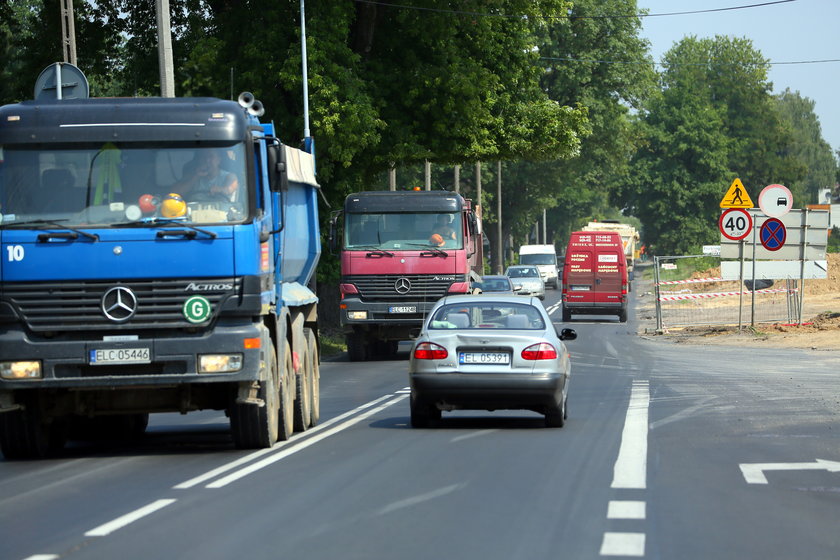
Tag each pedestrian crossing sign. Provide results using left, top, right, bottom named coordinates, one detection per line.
left=719, top=178, right=754, bottom=209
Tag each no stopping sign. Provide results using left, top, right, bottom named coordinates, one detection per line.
left=719, top=208, right=753, bottom=241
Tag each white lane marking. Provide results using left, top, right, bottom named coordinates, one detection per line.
left=84, top=499, right=177, bottom=537
left=739, top=459, right=840, bottom=484
left=600, top=532, right=646, bottom=557
left=607, top=500, right=646, bottom=520
left=611, top=381, right=650, bottom=489
left=450, top=429, right=498, bottom=443
left=23, top=555, right=60, bottom=560
left=174, top=394, right=397, bottom=489
left=377, top=483, right=464, bottom=515
left=206, top=395, right=408, bottom=488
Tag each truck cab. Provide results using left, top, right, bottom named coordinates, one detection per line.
left=332, top=190, right=482, bottom=361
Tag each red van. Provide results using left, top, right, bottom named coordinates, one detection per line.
left=561, top=231, right=628, bottom=322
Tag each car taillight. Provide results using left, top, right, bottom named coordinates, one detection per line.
left=414, top=342, right=448, bottom=360
left=521, top=343, right=557, bottom=360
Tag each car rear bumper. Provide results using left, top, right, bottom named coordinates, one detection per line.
left=410, top=372, right=566, bottom=410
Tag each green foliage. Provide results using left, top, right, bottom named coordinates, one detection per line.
left=828, top=227, right=840, bottom=254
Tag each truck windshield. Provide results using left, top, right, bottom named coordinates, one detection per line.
left=0, top=144, right=249, bottom=227
left=345, top=212, right=463, bottom=250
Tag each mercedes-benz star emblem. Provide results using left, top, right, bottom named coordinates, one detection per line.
left=394, top=277, right=411, bottom=294
left=101, top=286, right=138, bottom=322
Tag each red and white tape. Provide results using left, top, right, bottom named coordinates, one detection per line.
left=659, top=288, right=794, bottom=302
left=657, top=277, right=724, bottom=286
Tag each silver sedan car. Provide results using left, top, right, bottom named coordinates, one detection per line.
left=505, top=265, right=545, bottom=300
left=409, top=294, right=577, bottom=428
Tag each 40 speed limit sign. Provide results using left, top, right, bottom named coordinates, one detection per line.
left=719, top=208, right=753, bottom=241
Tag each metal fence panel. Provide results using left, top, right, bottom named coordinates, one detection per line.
left=654, top=255, right=797, bottom=330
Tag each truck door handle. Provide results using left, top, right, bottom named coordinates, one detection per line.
left=596, top=278, right=601, bottom=285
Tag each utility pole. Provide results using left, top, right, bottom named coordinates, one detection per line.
left=388, top=164, right=396, bottom=191
left=543, top=208, right=548, bottom=245
left=424, top=160, right=431, bottom=190
left=60, top=0, right=77, bottom=65
left=496, top=161, right=503, bottom=273
left=156, top=0, right=175, bottom=97
left=453, top=164, right=460, bottom=193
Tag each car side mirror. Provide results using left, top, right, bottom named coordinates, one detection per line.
left=513, top=284, right=522, bottom=291
left=557, top=328, right=577, bottom=341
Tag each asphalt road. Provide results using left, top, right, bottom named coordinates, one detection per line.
left=2, top=287, right=839, bottom=559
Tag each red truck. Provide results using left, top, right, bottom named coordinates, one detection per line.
left=331, top=190, right=483, bottom=360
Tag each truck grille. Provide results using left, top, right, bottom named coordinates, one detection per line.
left=344, top=274, right=455, bottom=302
left=2, top=278, right=239, bottom=332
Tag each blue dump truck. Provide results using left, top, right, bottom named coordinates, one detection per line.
left=0, top=90, right=321, bottom=458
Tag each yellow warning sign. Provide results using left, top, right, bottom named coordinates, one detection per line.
left=719, top=178, right=754, bottom=209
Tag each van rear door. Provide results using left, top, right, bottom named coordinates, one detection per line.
left=564, top=247, right=594, bottom=300
left=593, top=248, right=623, bottom=304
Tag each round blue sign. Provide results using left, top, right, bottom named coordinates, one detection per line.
left=760, top=218, right=786, bottom=251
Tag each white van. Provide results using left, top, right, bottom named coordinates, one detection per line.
left=519, top=244, right=559, bottom=288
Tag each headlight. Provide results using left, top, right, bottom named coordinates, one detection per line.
left=347, top=311, right=368, bottom=320
left=199, top=354, right=243, bottom=373
left=0, top=361, right=42, bottom=380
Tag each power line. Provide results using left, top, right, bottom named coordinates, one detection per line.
left=352, top=0, right=796, bottom=20
left=539, top=56, right=840, bottom=67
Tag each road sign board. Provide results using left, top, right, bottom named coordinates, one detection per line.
left=721, top=260, right=828, bottom=280
left=720, top=209, right=828, bottom=260
left=758, top=184, right=793, bottom=218
left=759, top=218, right=786, bottom=251
left=720, top=178, right=754, bottom=209
left=719, top=208, right=752, bottom=240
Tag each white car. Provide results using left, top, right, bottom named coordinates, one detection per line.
left=505, top=265, right=545, bottom=300
left=409, top=294, right=577, bottom=428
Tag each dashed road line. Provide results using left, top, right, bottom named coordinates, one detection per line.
left=84, top=499, right=177, bottom=537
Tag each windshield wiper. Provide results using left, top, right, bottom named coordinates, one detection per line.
left=0, top=219, right=99, bottom=241
left=407, top=243, right=448, bottom=257
left=111, top=218, right=217, bottom=239
left=349, top=244, right=394, bottom=257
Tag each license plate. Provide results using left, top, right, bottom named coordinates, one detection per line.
left=570, top=285, right=590, bottom=291
left=89, top=348, right=151, bottom=365
left=459, top=352, right=510, bottom=364
left=388, top=306, right=416, bottom=313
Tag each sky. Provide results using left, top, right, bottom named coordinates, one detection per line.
left=637, top=0, right=840, bottom=158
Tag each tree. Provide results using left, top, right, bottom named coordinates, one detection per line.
left=775, top=89, right=837, bottom=205
left=618, top=35, right=803, bottom=255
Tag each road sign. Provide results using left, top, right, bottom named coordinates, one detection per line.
left=720, top=178, right=754, bottom=209
left=758, top=184, right=793, bottom=218
left=759, top=218, right=786, bottom=251
left=718, top=208, right=752, bottom=240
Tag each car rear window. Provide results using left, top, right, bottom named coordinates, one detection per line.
left=429, top=302, right=545, bottom=330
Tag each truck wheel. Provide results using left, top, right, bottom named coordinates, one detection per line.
left=277, top=340, right=295, bottom=441
left=306, top=328, right=320, bottom=427
left=562, top=307, right=572, bottom=323
left=0, top=404, right=65, bottom=460
left=619, top=308, right=628, bottom=323
left=293, top=339, right=312, bottom=433
left=230, top=339, right=280, bottom=449
left=346, top=331, right=367, bottom=362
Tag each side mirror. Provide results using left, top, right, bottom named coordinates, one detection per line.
left=328, top=211, right=341, bottom=255
left=513, top=284, right=522, bottom=291
left=266, top=143, right=289, bottom=192
left=557, top=328, right=577, bottom=341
